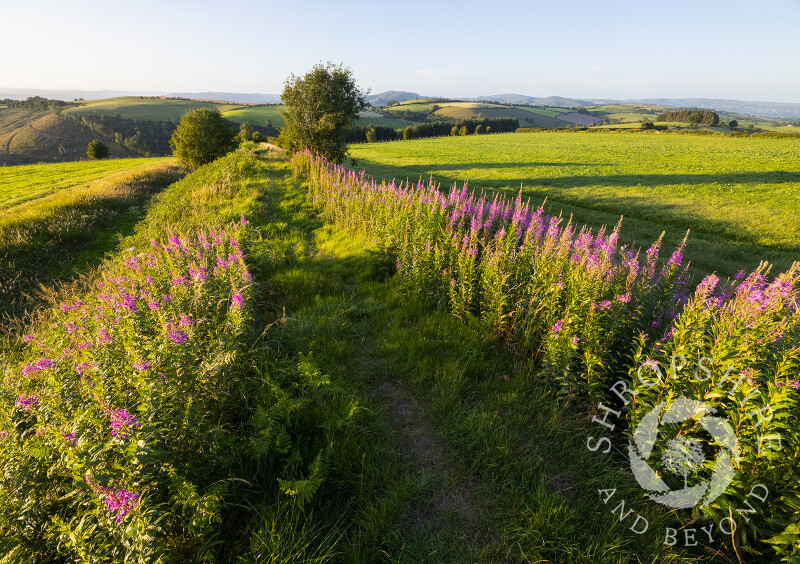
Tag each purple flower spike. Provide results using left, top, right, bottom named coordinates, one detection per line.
left=16, top=394, right=39, bottom=411
left=109, top=409, right=140, bottom=438
left=165, top=323, right=189, bottom=345
left=231, top=292, right=244, bottom=309
left=133, top=360, right=152, bottom=372
left=103, top=489, right=140, bottom=523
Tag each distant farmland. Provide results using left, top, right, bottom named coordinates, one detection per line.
left=63, top=96, right=244, bottom=122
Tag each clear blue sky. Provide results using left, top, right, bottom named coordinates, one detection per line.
left=1, top=0, right=799, bottom=102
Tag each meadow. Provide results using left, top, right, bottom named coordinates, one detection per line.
left=222, top=105, right=286, bottom=127
left=2, top=141, right=798, bottom=561
left=0, top=158, right=173, bottom=212
left=348, top=131, right=800, bottom=278
left=221, top=105, right=417, bottom=129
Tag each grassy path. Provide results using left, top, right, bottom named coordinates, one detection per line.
left=242, top=156, right=707, bottom=562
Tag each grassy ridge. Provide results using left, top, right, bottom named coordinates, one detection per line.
left=348, top=132, right=800, bottom=277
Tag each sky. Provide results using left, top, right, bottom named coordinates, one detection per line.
left=1, top=0, right=799, bottom=103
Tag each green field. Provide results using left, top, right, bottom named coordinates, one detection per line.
left=0, top=157, right=174, bottom=212
left=222, top=104, right=286, bottom=127
left=221, top=106, right=415, bottom=130
left=349, top=131, right=800, bottom=277
left=353, top=111, right=415, bottom=129
left=63, top=96, right=244, bottom=122
left=517, top=106, right=571, bottom=118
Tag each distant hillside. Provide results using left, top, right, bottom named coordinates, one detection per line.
left=460, top=94, right=600, bottom=107
left=531, top=96, right=596, bottom=108
left=0, top=108, right=139, bottom=165
left=366, top=91, right=421, bottom=106
left=471, top=94, right=540, bottom=105
left=168, top=92, right=282, bottom=104
left=0, top=87, right=158, bottom=102
left=627, top=98, right=800, bottom=120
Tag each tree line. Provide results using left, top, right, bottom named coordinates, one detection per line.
left=655, top=109, right=719, bottom=125
left=346, top=117, right=519, bottom=143
left=1, top=96, right=71, bottom=111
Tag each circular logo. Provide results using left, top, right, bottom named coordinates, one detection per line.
left=628, top=397, right=739, bottom=508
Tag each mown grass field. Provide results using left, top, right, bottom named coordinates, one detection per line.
left=0, top=157, right=174, bottom=212
left=63, top=96, right=244, bottom=122
left=348, top=131, right=800, bottom=278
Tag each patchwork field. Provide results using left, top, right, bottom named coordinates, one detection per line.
left=348, top=131, right=800, bottom=277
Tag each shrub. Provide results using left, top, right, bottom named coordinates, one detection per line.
left=86, top=140, right=110, bottom=159
left=169, top=108, right=236, bottom=169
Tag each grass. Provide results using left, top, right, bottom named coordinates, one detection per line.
left=347, top=131, right=800, bottom=278
left=0, top=160, right=184, bottom=341
left=0, top=158, right=173, bottom=212
left=353, top=112, right=415, bottom=129
left=517, top=106, right=570, bottom=118
left=584, top=104, right=670, bottom=123
left=230, top=159, right=705, bottom=562
left=222, top=105, right=286, bottom=128
left=63, top=96, right=244, bottom=122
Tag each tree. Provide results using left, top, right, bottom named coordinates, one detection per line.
left=86, top=140, right=110, bottom=159
left=169, top=108, right=235, bottom=169
left=474, top=124, right=485, bottom=134
left=365, top=126, right=377, bottom=143
left=451, top=125, right=459, bottom=136
left=236, top=122, right=254, bottom=145
left=277, top=62, right=368, bottom=163
left=729, top=119, right=739, bottom=128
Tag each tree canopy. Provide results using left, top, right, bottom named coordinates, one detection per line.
left=169, top=108, right=236, bottom=169
left=277, top=62, right=368, bottom=163
left=86, top=140, right=110, bottom=159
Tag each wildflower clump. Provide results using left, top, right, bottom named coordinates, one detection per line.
left=0, top=226, right=253, bottom=559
